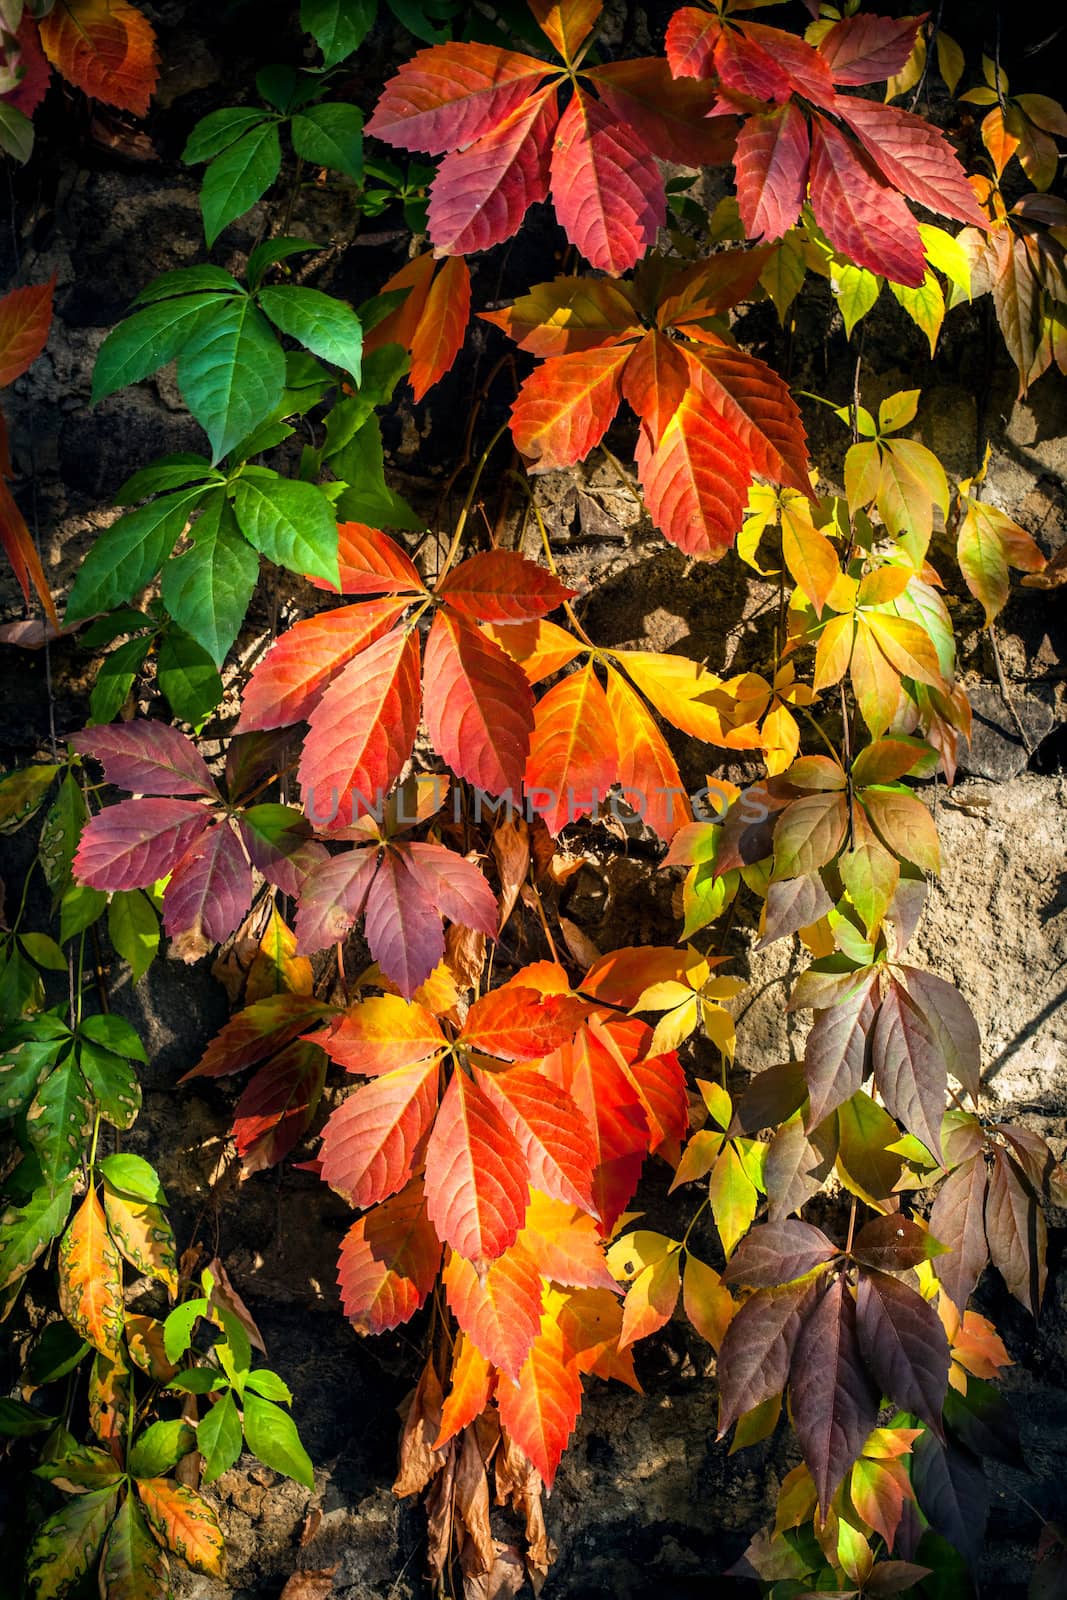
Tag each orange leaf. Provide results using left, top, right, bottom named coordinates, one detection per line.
left=423, top=609, right=534, bottom=795
left=443, top=1239, right=543, bottom=1379
left=634, top=380, right=750, bottom=559
left=496, top=1308, right=583, bottom=1489
left=621, top=328, right=689, bottom=450
left=136, top=1479, right=225, bottom=1575
left=337, top=1176, right=442, bottom=1334
left=318, top=1058, right=441, bottom=1208
left=604, top=664, right=690, bottom=843
left=619, top=1248, right=680, bottom=1347
left=435, top=1332, right=494, bottom=1449
left=685, top=342, right=812, bottom=499
left=518, top=1191, right=616, bottom=1289
left=557, top=1286, right=640, bottom=1388
left=483, top=617, right=584, bottom=685
left=462, top=987, right=584, bottom=1060
left=0, top=276, right=55, bottom=388
left=39, top=0, right=158, bottom=117
left=509, top=344, right=631, bottom=472
left=409, top=255, right=471, bottom=402
left=312, top=521, right=424, bottom=598
left=480, top=275, right=638, bottom=356
left=316, top=995, right=447, bottom=1076
left=424, top=1068, right=529, bottom=1269
left=57, top=1189, right=124, bottom=1362
left=363, top=252, right=436, bottom=362
left=0, top=476, right=59, bottom=629
left=478, top=1067, right=597, bottom=1213
left=529, top=0, right=600, bottom=61
left=236, top=598, right=410, bottom=732
left=524, top=662, right=618, bottom=836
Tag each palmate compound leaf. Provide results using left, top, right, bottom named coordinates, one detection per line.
left=423, top=1067, right=529, bottom=1269
left=856, top=1267, right=950, bottom=1435
left=443, top=1238, right=543, bottom=1379
left=39, top=0, right=159, bottom=117
left=496, top=1303, right=583, bottom=1489
left=318, top=1057, right=441, bottom=1208
left=789, top=1275, right=881, bottom=1514
left=337, top=1175, right=442, bottom=1334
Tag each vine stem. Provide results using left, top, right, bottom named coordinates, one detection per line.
left=435, top=422, right=510, bottom=586
left=513, top=470, right=597, bottom=650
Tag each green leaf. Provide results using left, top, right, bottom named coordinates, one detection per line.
left=39, top=774, right=89, bottom=898
left=27, top=1057, right=93, bottom=1187
left=76, top=608, right=151, bottom=649
left=257, top=285, right=362, bottom=381
left=157, top=628, right=225, bottom=726
left=0, top=1396, right=56, bottom=1436
left=66, top=488, right=209, bottom=623
left=241, top=1393, right=314, bottom=1488
left=89, top=634, right=153, bottom=725
left=163, top=1298, right=208, bottom=1363
left=332, top=417, right=423, bottom=530
left=243, top=1367, right=292, bottom=1402
left=92, top=294, right=225, bottom=404
left=232, top=473, right=340, bottom=585
left=98, top=1153, right=167, bottom=1205
left=201, top=121, right=282, bottom=247
left=177, top=298, right=286, bottom=463
left=0, top=1177, right=75, bottom=1292
left=245, top=235, right=321, bottom=293
left=168, top=1367, right=224, bottom=1394
left=114, top=454, right=220, bottom=505
left=302, top=0, right=375, bottom=66
left=26, top=1485, right=121, bottom=1600
left=199, top=1391, right=244, bottom=1483
left=19, top=934, right=67, bottom=973
left=291, top=102, right=364, bottom=183
left=160, top=495, right=258, bottom=669
left=79, top=1014, right=147, bottom=1062
left=100, top=1493, right=168, bottom=1596
left=28, top=1320, right=90, bottom=1385
left=131, top=267, right=243, bottom=306
left=107, top=889, right=160, bottom=982
left=77, top=1041, right=142, bottom=1131
left=183, top=107, right=273, bottom=165
left=832, top=261, right=880, bottom=337
left=128, top=1419, right=197, bottom=1479
left=0, top=764, right=59, bottom=832
left=0, top=101, right=34, bottom=165
left=0, top=1028, right=68, bottom=1120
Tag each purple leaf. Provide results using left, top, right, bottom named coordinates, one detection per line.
left=985, top=1145, right=1047, bottom=1316
left=75, top=797, right=212, bottom=891
left=851, top=1213, right=945, bottom=1272
left=162, top=819, right=253, bottom=946
left=757, top=871, right=834, bottom=949
left=716, top=1279, right=818, bottom=1435
left=929, top=1154, right=990, bottom=1313
left=803, top=970, right=878, bottom=1128
left=897, top=966, right=981, bottom=1101
left=789, top=1275, right=880, bottom=1513
left=871, top=976, right=946, bottom=1159
left=294, top=847, right=379, bottom=955
left=400, top=841, right=498, bottom=935
left=911, top=1433, right=988, bottom=1570
left=856, top=1266, right=950, bottom=1434
left=70, top=721, right=218, bottom=798
left=363, top=849, right=445, bottom=998
left=722, top=1218, right=837, bottom=1288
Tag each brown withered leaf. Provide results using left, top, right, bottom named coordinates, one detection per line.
left=495, top=1430, right=552, bottom=1587
left=212, top=899, right=274, bottom=1004
left=394, top=1356, right=447, bottom=1498
left=279, top=1568, right=337, bottom=1600
left=298, top=1508, right=323, bottom=1547
left=491, top=816, right=530, bottom=931
left=558, top=916, right=601, bottom=968
left=424, top=1441, right=458, bottom=1579
left=205, top=1257, right=267, bottom=1353
left=455, top=1428, right=495, bottom=1577
left=445, top=920, right=487, bottom=991
left=463, top=1544, right=526, bottom=1599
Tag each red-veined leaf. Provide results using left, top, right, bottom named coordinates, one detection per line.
left=588, top=58, right=736, bottom=167
left=518, top=1191, right=615, bottom=1288
left=182, top=992, right=333, bottom=1080
left=408, top=254, right=470, bottom=401
left=443, top=1239, right=543, bottom=1379
left=808, top=113, right=925, bottom=288
left=717, top=1279, right=816, bottom=1434
left=604, top=665, right=690, bottom=844
left=361, top=849, right=447, bottom=999
left=298, top=626, right=421, bottom=830
left=435, top=1332, right=493, bottom=1449
left=162, top=818, right=253, bottom=947
left=734, top=102, right=810, bottom=243
left=74, top=797, right=211, bottom=892
left=337, top=1176, right=442, bottom=1334
left=39, top=0, right=158, bottom=116
left=741, top=22, right=837, bottom=109
left=423, top=609, right=534, bottom=794
left=550, top=88, right=665, bottom=274
left=524, top=662, right=618, bottom=836
left=236, top=598, right=409, bottom=732
left=600, top=1019, right=689, bottom=1154
left=462, top=987, right=584, bottom=1061
left=545, top=1022, right=649, bottom=1231
left=293, top=845, right=379, bottom=956
left=69, top=721, right=218, bottom=798
left=316, top=995, right=446, bottom=1076
left=634, top=380, right=750, bottom=559
left=428, top=89, right=558, bottom=257
left=401, top=840, right=498, bottom=935
left=319, top=1058, right=440, bottom=1208
left=424, top=1067, right=529, bottom=1268
left=57, top=1189, right=124, bottom=1361
left=818, top=14, right=923, bottom=86
left=436, top=550, right=573, bottom=622
left=714, top=21, right=793, bottom=104
left=364, top=42, right=554, bottom=152
left=509, top=343, right=630, bottom=471
left=790, top=1276, right=880, bottom=1512
left=833, top=96, right=988, bottom=229
left=496, top=1309, right=583, bottom=1489
left=930, top=1154, right=990, bottom=1312
left=232, top=1040, right=327, bottom=1170
left=856, top=1267, right=950, bottom=1434
left=0, top=277, right=55, bottom=387
left=665, top=6, right=718, bottom=79
left=476, top=1064, right=596, bottom=1212
left=312, top=522, right=423, bottom=598
left=620, top=328, right=689, bottom=449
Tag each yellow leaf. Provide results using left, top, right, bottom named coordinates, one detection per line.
left=103, top=1187, right=178, bottom=1296
left=58, top=1189, right=124, bottom=1362
left=136, top=1479, right=225, bottom=1577
left=682, top=1254, right=734, bottom=1351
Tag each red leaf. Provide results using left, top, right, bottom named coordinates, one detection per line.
left=665, top=7, right=719, bottom=79
left=856, top=1268, right=950, bottom=1435
left=545, top=1023, right=649, bottom=1232
left=312, top=522, right=424, bottom=598
left=930, top=1155, right=990, bottom=1313
left=599, top=1018, right=689, bottom=1154
left=588, top=59, right=737, bottom=167
left=741, top=22, right=837, bottom=110
left=550, top=88, right=665, bottom=274
left=604, top=665, right=691, bottom=844
left=3, top=18, right=51, bottom=119
left=808, top=113, right=925, bottom=288
left=870, top=977, right=946, bottom=1159
left=818, top=14, right=923, bottom=86
left=444, top=1240, right=543, bottom=1379
left=362, top=848, right=448, bottom=999
left=685, top=341, right=812, bottom=498
left=509, top=344, right=630, bottom=472
left=74, top=797, right=211, bottom=892
left=162, top=818, right=253, bottom=946
left=717, top=1279, right=816, bottom=1433
left=319, top=1058, right=440, bottom=1208
left=298, top=627, right=421, bottom=830
left=0, top=478, right=59, bottom=629
left=236, top=598, right=409, bottom=732
left=316, top=995, right=446, bottom=1076
left=734, top=102, right=810, bottom=242
left=833, top=97, right=989, bottom=229
left=428, top=89, right=557, bottom=257
left=634, top=381, right=750, bottom=559
left=621, top=329, right=689, bottom=449
left=722, top=1219, right=838, bottom=1288
left=435, top=550, right=573, bottom=623
left=424, top=1067, right=529, bottom=1268
left=790, top=1276, right=880, bottom=1512
left=39, top=0, right=158, bottom=116
left=400, top=841, right=498, bottom=936
left=182, top=992, right=333, bottom=1081
left=69, top=721, right=218, bottom=798
left=409, top=255, right=471, bottom=402
left=462, top=988, right=584, bottom=1061
left=232, top=1041, right=326, bottom=1169
left=0, top=276, right=55, bottom=388
left=523, top=663, right=618, bottom=837
left=476, top=1064, right=596, bottom=1213
left=714, top=23, right=794, bottom=105
left=496, top=1311, right=582, bottom=1489
left=803, top=971, right=879, bottom=1129
left=337, top=1176, right=442, bottom=1335
left=422, top=610, right=534, bottom=795
left=364, top=42, right=553, bottom=154
left=294, top=846, right=379, bottom=956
